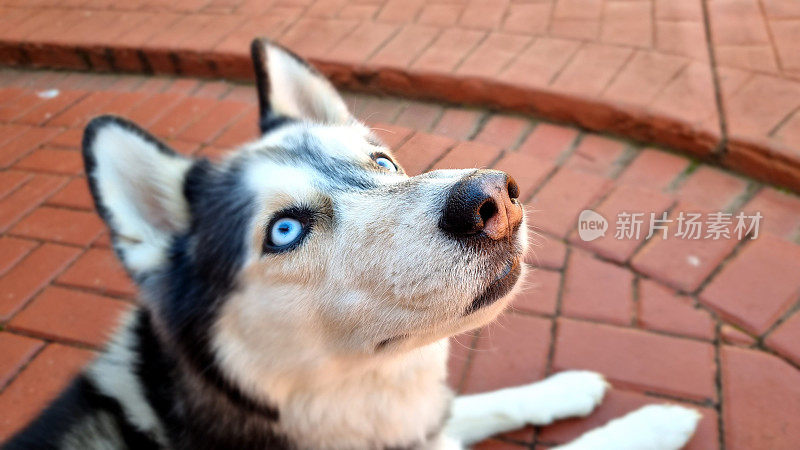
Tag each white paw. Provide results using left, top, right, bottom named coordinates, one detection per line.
left=555, top=404, right=701, bottom=450
left=516, top=370, right=609, bottom=425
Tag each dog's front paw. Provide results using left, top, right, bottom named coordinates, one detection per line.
left=554, top=404, right=701, bottom=450
left=516, top=370, right=609, bottom=425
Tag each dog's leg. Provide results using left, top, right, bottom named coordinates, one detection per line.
left=552, top=404, right=700, bottom=450
left=445, top=371, right=609, bottom=445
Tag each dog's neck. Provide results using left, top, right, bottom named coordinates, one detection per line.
left=98, top=307, right=453, bottom=449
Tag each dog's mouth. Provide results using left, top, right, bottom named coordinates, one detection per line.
left=464, top=257, right=521, bottom=315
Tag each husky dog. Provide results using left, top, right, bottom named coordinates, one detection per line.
left=3, top=39, right=700, bottom=450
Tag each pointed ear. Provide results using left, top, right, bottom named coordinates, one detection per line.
left=83, top=115, right=194, bottom=278
left=251, top=38, right=352, bottom=131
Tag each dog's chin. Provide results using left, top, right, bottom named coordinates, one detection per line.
left=463, top=256, right=521, bottom=316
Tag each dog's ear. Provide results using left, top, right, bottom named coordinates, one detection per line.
left=83, top=115, right=194, bottom=279
left=251, top=38, right=351, bottom=131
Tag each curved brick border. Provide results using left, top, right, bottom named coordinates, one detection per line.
left=0, top=4, right=798, bottom=193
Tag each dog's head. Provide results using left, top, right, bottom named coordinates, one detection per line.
left=83, top=40, right=527, bottom=373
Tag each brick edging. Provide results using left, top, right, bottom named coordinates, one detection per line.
left=2, top=39, right=798, bottom=193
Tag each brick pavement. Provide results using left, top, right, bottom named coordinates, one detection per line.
left=0, top=1, right=797, bottom=193
left=0, top=69, right=799, bottom=448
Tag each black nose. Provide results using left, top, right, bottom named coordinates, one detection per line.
left=438, top=169, right=523, bottom=240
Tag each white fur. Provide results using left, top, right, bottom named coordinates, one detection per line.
left=89, top=123, right=192, bottom=275
left=553, top=404, right=701, bottom=450
left=446, top=371, right=609, bottom=445
left=87, top=313, right=166, bottom=444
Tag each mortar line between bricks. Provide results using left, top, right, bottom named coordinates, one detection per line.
left=713, top=330, right=727, bottom=450
left=48, top=281, right=137, bottom=304
left=0, top=341, right=45, bottom=396
left=451, top=31, right=491, bottom=74
left=0, top=326, right=103, bottom=352
left=759, top=292, right=800, bottom=341
left=700, top=0, right=729, bottom=157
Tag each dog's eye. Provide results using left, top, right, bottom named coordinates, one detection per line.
left=270, top=218, right=303, bottom=247
left=374, top=156, right=397, bottom=172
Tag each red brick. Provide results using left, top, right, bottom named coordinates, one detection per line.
left=0, top=243, right=80, bottom=322
left=456, top=33, right=531, bottom=78
left=516, top=123, right=578, bottom=162
left=512, top=268, right=560, bottom=316
left=328, top=22, right=399, bottom=64
left=0, top=91, right=44, bottom=123
left=150, top=96, right=219, bottom=139
left=617, top=148, right=689, bottom=191
left=0, top=170, right=30, bottom=200
left=0, top=332, right=43, bottom=389
left=45, top=178, right=93, bottom=210
left=57, top=248, right=135, bottom=298
left=539, top=389, right=719, bottom=450
left=561, top=251, right=633, bottom=325
left=447, top=332, right=475, bottom=392
left=432, top=108, right=484, bottom=141
left=432, top=141, right=502, bottom=171
left=376, top=0, right=425, bottom=23
left=95, top=91, right=149, bottom=117
left=192, top=81, right=231, bottom=100
left=473, top=115, right=530, bottom=150
left=474, top=439, right=528, bottom=449
left=493, top=152, right=554, bottom=202
left=14, top=148, right=83, bottom=175
left=528, top=167, right=611, bottom=238
left=370, top=123, right=414, bottom=150
left=461, top=314, right=552, bottom=394
left=10, top=206, right=104, bottom=247
left=0, top=174, right=67, bottom=232
left=459, top=1, right=508, bottom=30
left=563, top=135, right=627, bottom=177
left=524, top=234, right=567, bottom=270
left=0, top=237, right=36, bottom=277
left=393, top=132, right=455, bottom=175
left=573, top=185, right=674, bottom=263
left=14, top=90, right=88, bottom=126
left=651, top=62, right=718, bottom=128
left=603, top=51, right=687, bottom=107
left=48, top=128, right=83, bottom=149
left=279, top=18, right=359, bottom=59
left=0, top=344, right=94, bottom=441
left=601, top=1, right=653, bottom=47
left=125, top=92, right=184, bottom=128
left=412, top=28, right=486, bottom=74
left=348, top=95, right=406, bottom=125
left=212, top=106, right=259, bottom=147
left=176, top=100, right=249, bottom=144
left=551, top=44, right=633, bottom=97
left=721, top=346, right=800, bottom=450
left=369, top=24, right=440, bottom=69
left=637, top=279, right=714, bottom=340
left=0, top=124, right=30, bottom=149
left=0, top=127, right=60, bottom=168
left=743, top=187, right=800, bottom=240
left=338, top=4, right=380, bottom=19
left=46, top=91, right=119, bottom=127
left=418, top=4, right=462, bottom=27
left=503, top=3, right=552, bottom=34
left=394, top=103, right=443, bottom=131
left=9, top=286, right=128, bottom=347
left=721, top=324, right=757, bottom=346
left=677, top=166, right=749, bottom=210
left=631, top=202, right=739, bottom=293
left=766, top=311, right=800, bottom=366
left=553, top=318, right=717, bottom=401
left=700, top=235, right=800, bottom=335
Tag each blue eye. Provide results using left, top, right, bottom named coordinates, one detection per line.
left=374, top=156, right=397, bottom=172
left=270, top=218, right=303, bottom=247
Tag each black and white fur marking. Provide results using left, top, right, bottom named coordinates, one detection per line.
left=3, top=39, right=700, bottom=450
